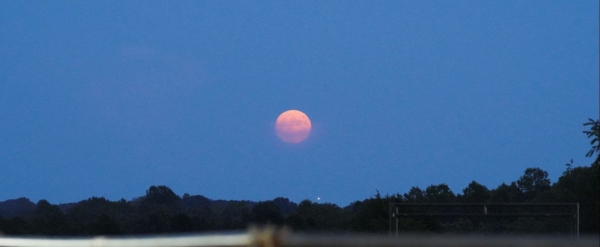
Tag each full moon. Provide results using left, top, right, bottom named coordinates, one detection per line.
left=275, top=110, right=311, bottom=143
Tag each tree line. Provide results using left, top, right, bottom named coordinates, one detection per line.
left=0, top=120, right=598, bottom=236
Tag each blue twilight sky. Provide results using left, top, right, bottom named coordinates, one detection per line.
left=0, top=1, right=598, bottom=206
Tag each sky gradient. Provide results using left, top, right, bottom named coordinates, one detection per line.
left=1, top=1, right=598, bottom=206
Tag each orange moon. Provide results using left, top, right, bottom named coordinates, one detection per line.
left=275, top=110, right=311, bottom=143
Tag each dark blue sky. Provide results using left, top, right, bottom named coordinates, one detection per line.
left=1, top=1, right=598, bottom=206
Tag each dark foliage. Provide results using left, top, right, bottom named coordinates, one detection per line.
left=0, top=120, right=598, bottom=236
left=0, top=164, right=597, bottom=236
left=0, top=198, right=35, bottom=218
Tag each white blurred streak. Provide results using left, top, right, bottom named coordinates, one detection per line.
left=0, top=228, right=598, bottom=247
left=0, top=233, right=251, bottom=247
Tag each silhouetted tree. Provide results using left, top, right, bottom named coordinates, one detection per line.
left=351, top=192, right=400, bottom=233
left=0, top=198, right=35, bottom=219
left=490, top=182, right=523, bottom=203
left=461, top=181, right=491, bottom=203
left=182, top=194, right=215, bottom=229
left=215, top=201, right=251, bottom=230
left=272, top=197, right=298, bottom=218
left=67, top=197, right=122, bottom=226
left=403, top=187, right=425, bottom=202
left=286, top=200, right=349, bottom=232
left=552, top=163, right=599, bottom=233
left=583, top=118, right=600, bottom=161
left=250, top=201, right=283, bottom=225
left=425, top=184, right=455, bottom=203
left=144, top=186, right=181, bottom=206
left=517, top=168, right=551, bottom=202
left=30, top=200, right=69, bottom=235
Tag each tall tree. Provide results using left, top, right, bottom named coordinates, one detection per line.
left=516, top=168, right=551, bottom=202
left=403, top=187, right=425, bottom=202
left=490, top=182, right=523, bottom=203
left=553, top=164, right=599, bottom=233
left=30, top=200, right=69, bottom=235
left=583, top=118, right=600, bottom=163
left=272, top=197, right=298, bottom=218
left=461, top=181, right=491, bottom=203
left=145, top=186, right=181, bottom=205
left=425, top=184, right=456, bottom=203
